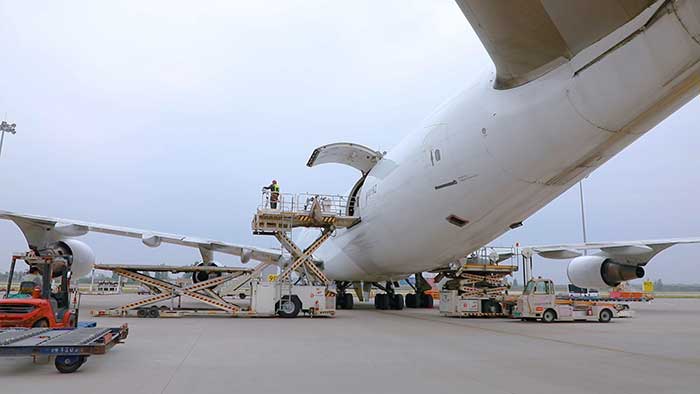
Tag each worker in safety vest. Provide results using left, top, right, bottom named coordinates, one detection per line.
left=263, top=180, right=280, bottom=209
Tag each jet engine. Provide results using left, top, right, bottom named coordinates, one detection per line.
left=44, top=239, right=96, bottom=278
left=567, top=255, right=644, bottom=289
left=192, top=261, right=222, bottom=284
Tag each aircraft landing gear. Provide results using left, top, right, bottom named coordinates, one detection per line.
left=335, top=281, right=354, bottom=310
left=373, top=281, right=404, bottom=310
left=405, top=273, right=434, bottom=309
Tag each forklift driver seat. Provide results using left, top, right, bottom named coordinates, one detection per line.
left=19, top=281, right=37, bottom=295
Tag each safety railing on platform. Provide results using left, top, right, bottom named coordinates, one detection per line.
left=259, top=191, right=358, bottom=217
left=457, top=246, right=520, bottom=266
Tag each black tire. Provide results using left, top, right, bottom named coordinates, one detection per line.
left=391, top=294, right=405, bottom=310
left=542, top=309, right=557, bottom=323
left=148, top=307, right=160, bottom=318
left=32, top=319, right=49, bottom=328
left=405, top=294, right=416, bottom=308
left=420, top=293, right=434, bottom=309
left=68, top=314, right=77, bottom=328
left=136, top=309, right=148, bottom=318
left=277, top=296, right=302, bottom=318
left=375, top=294, right=390, bottom=310
left=599, top=309, right=613, bottom=323
left=55, top=356, right=86, bottom=374
left=343, top=293, right=354, bottom=310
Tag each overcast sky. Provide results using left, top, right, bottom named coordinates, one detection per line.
left=0, top=1, right=699, bottom=284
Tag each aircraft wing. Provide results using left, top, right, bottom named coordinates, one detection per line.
left=455, top=0, right=658, bottom=88
left=525, top=238, right=700, bottom=266
left=0, top=210, right=284, bottom=265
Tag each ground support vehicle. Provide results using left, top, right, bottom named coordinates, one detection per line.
left=514, top=278, right=629, bottom=323
left=90, top=263, right=336, bottom=319
left=251, top=193, right=360, bottom=317
left=1, top=253, right=80, bottom=328
left=440, top=292, right=519, bottom=317
left=437, top=250, right=519, bottom=317
left=0, top=324, right=128, bottom=373
left=92, top=193, right=356, bottom=319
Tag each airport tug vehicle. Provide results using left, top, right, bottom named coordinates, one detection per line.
left=92, top=193, right=357, bottom=318
left=0, top=253, right=80, bottom=328
left=514, top=277, right=629, bottom=323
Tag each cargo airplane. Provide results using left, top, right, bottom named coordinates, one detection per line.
left=3, top=0, right=700, bottom=310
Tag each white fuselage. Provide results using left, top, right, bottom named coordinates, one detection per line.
left=318, top=2, right=700, bottom=282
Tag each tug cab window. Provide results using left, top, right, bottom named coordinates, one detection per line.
left=534, top=281, right=548, bottom=294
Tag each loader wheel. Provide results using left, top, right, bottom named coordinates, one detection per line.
left=277, top=296, right=302, bottom=318
left=148, top=307, right=160, bottom=318
left=55, top=356, right=86, bottom=374
left=542, top=309, right=557, bottom=323
left=599, top=309, right=613, bottom=323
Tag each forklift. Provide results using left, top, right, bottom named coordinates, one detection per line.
left=0, top=252, right=79, bottom=328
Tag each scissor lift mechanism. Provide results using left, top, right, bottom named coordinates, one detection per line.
left=252, top=193, right=360, bottom=287
left=92, top=193, right=359, bottom=318
left=91, top=263, right=271, bottom=318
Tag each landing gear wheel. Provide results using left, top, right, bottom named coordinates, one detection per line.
left=542, top=309, right=557, bottom=323
left=390, top=294, right=404, bottom=310
left=343, top=293, right=354, bottom=310
left=277, top=296, right=302, bottom=318
left=419, top=293, right=434, bottom=309
left=599, top=309, right=613, bottom=323
left=405, top=294, right=416, bottom=308
left=374, top=294, right=390, bottom=310
left=55, top=356, right=86, bottom=374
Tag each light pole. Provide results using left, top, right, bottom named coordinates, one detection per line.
left=578, top=180, right=588, bottom=255
left=0, top=120, right=17, bottom=159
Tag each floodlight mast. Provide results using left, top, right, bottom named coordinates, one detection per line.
left=0, top=120, right=17, bottom=159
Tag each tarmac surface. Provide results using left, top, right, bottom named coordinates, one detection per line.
left=1, top=295, right=699, bottom=394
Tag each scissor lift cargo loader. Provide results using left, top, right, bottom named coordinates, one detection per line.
left=250, top=192, right=360, bottom=318
left=92, top=193, right=358, bottom=318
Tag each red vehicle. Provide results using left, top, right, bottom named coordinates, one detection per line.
left=0, top=253, right=79, bottom=328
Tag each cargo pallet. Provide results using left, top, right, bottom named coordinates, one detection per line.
left=0, top=324, right=128, bottom=373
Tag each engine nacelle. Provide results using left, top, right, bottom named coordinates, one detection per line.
left=47, top=239, right=96, bottom=278
left=567, top=255, right=645, bottom=289
left=192, top=261, right=221, bottom=284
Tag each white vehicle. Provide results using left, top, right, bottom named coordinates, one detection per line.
left=515, top=278, right=626, bottom=323
left=2, top=1, right=700, bottom=312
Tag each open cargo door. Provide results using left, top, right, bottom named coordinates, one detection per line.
left=306, top=143, right=383, bottom=176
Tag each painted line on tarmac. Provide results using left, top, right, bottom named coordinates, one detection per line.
left=160, top=331, right=204, bottom=394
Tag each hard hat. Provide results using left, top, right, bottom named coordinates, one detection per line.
left=272, top=180, right=277, bottom=184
